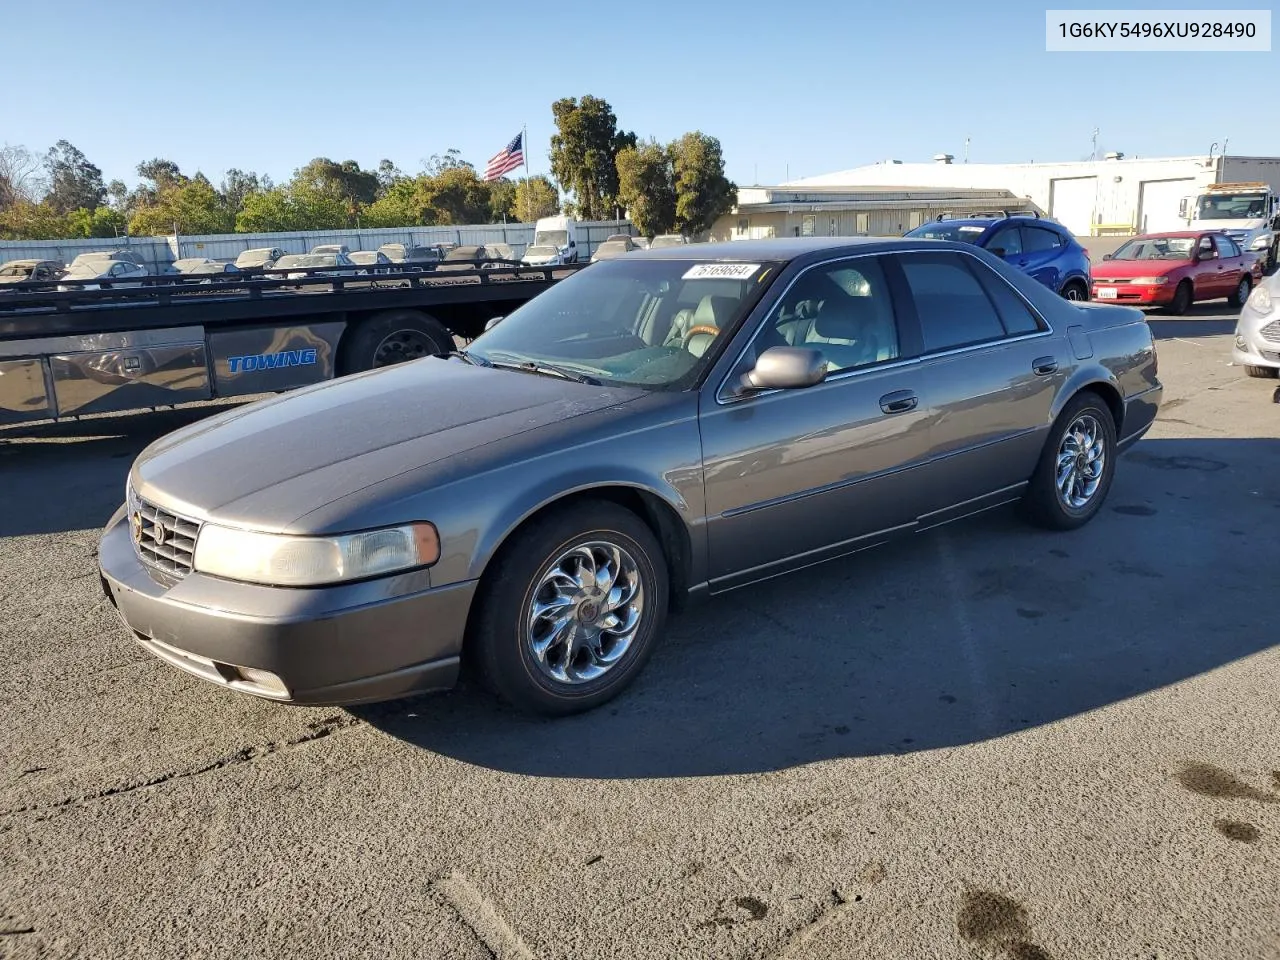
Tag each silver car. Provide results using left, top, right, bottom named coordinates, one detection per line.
left=99, top=238, right=1162, bottom=714
left=1232, top=269, right=1280, bottom=379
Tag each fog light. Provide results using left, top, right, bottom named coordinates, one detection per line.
left=233, top=666, right=289, bottom=696
left=1236, top=336, right=1248, bottom=349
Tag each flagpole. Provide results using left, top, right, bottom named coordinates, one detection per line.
left=522, top=124, right=531, bottom=223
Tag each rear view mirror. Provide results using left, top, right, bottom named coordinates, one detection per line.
left=739, top=346, right=827, bottom=393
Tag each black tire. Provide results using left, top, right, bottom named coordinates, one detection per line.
left=469, top=501, right=669, bottom=716
left=338, top=310, right=455, bottom=375
left=1165, top=280, right=1193, bottom=315
left=1060, top=279, right=1088, bottom=301
left=1245, top=365, right=1279, bottom=379
left=1020, top=392, right=1118, bottom=531
left=1228, top=276, right=1252, bottom=309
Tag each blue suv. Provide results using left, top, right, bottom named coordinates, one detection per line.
left=904, top=213, right=1092, bottom=301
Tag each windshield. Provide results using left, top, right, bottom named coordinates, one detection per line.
left=0, top=264, right=32, bottom=277
left=1110, top=236, right=1195, bottom=260
left=1195, top=194, right=1267, bottom=220
left=525, top=245, right=557, bottom=257
left=236, top=250, right=272, bottom=265
left=903, top=222, right=991, bottom=243
left=650, top=236, right=684, bottom=248
left=594, top=241, right=630, bottom=257
left=535, top=230, right=568, bottom=247
left=465, top=258, right=777, bottom=390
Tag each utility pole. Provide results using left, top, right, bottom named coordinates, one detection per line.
left=964, top=137, right=970, bottom=163
left=1090, top=127, right=1100, bottom=161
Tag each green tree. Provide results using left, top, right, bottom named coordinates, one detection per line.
left=422, top=149, right=471, bottom=176
left=44, top=140, right=105, bottom=214
left=294, top=158, right=379, bottom=209
left=376, top=159, right=403, bottom=193
left=0, top=200, right=70, bottom=240
left=129, top=177, right=235, bottom=236
left=549, top=96, right=635, bottom=220
left=511, top=176, right=560, bottom=222
left=234, top=185, right=346, bottom=232
left=616, top=140, right=676, bottom=237
left=419, top=166, right=492, bottom=224
left=361, top=178, right=426, bottom=228
left=220, top=168, right=272, bottom=213
left=67, top=205, right=129, bottom=239
left=487, top=179, right=518, bottom=221
left=670, top=132, right=736, bottom=238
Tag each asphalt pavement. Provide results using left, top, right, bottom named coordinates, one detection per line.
left=2, top=303, right=1279, bottom=960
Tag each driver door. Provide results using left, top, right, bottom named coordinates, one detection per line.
left=697, top=255, right=932, bottom=592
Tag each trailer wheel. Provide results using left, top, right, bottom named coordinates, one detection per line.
left=339, top=310, right=455, bottom=375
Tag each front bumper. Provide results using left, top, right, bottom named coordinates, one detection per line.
left=1091, top=283, right=1171, bottom=305
left=98, top=504, right=477, bottom=705
left=1232, top=310, right=1280, bottom=370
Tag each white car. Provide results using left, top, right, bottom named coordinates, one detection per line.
left=309, top=244, right=351, bottom=257
left=521, top=244, right=563, bottom=266
left=1233, top=270, right=1280, bottom=379
left=57, top=259, right=149, bottom=291
left=235, top=247, right=287, bottom=270
left=349, top=251, right=395, bottom=275
left=270, top=252, right=365, bottom=281
left=649, top=234, right=688, bottom=249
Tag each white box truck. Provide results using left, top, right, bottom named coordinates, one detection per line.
left=532, top=216, right=580, bottom=263
left=1179, top=182, right=1280, bottom=271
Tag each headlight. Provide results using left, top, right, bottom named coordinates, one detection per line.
left=1250, top=235, right=1271, bottom=250
left=1247, top=284, right=1273, bottom=314
left=192, top=522, right=439, bottom=586
left=1130, top=276, right=1169, bottom=285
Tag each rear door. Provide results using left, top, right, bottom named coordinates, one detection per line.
left=1192, top=234, right=1227, bottom=298
left=1020, top=224, right=1068, bottom=291
left=1212, top=235, right=1244, bottom=296
left=884, top=250, right=1065, bottom=520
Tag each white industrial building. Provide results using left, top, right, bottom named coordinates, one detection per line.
left=785, top=153, right=1280, bottom=237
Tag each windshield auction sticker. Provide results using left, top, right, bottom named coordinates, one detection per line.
left=683, top=263, right=762, bottom=280
left=1046, top=9, right=1271, bottom=51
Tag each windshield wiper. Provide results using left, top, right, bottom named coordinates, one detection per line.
left=447, top=349, right=492, bottom=367
left=490, top=358, right=601, bottom=386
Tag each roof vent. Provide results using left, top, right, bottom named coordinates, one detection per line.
left=1104, top=151, right=1125, bottom=160
left=933, top=153, right=955, bottom=164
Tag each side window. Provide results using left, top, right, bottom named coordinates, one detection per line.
left=897, top=252, right=1009, bottom=352
left=1214, top=235, right=1239, bottom=258
left=1197, top=235, right=1216, bottom=257
left=987, top=226, right=1022, bottom=257
left=754, top=257, right=901, bottom=374
left=966, top=259, right=1046, bottom=336
left=1023, top=227, right=1064, bottom=252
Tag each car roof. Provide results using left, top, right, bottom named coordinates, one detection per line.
left=624, top=236, right=949, bottom=263
left=1130, top=231, right=1209, bottom=239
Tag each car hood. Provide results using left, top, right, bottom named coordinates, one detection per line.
left=1194, top=218, right=1266, bottom=233
left=132, top=357, right=646, bottom=531
left=1092, top=258, right=1188, bottom=278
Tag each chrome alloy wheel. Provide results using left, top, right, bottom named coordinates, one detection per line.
left=1056, top=413, right=1106, bottom=510
left=526, top=541, right=644, bottom=684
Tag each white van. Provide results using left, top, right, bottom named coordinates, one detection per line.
left=532, top=216, right=579, bottom=263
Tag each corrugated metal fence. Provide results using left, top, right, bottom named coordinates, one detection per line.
left=0, top=220, right=636, bottom=272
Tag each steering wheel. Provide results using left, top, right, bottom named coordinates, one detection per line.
left=681, top=324, right=721, bottom=351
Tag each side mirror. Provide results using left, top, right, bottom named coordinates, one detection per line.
left=1102, top=253, right=1113, bottom=261
left=738, top=346, right=827, bottom=393
left=1198, top=249, right=1216, bottom=261
left=1178, top=198, right=1188, bottom=218
left=484, top=315, right=504, bottom=331
left=989, top=247, right=1006, bottom=258
left=569, top=240, right=576, bottom=248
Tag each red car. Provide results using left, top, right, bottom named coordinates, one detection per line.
left=1091, top=231, right=1262, bottom=314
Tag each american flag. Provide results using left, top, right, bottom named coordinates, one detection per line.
left=483, top=132, right=524, bottom=181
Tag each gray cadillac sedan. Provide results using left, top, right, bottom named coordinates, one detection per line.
left=99, top=238, right=1162, bottom=715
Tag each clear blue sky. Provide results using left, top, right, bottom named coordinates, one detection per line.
left=3, top=0, right=1275, bottom=191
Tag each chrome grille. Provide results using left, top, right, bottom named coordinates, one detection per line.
left=1259, top=321, right=1280, bottom=344
left=131, top=496, right=200, bottom=577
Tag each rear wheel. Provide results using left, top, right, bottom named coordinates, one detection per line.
left=470, top=501, right=670, bottom=716
left=1060, top=279, right=1088, bottom=301
left=1021, top=392, right=1118, bottom=531
left=1228, top=276, right=1252, bottom=308
left=1165, top=279, right=1193, bottom=315
left=338, top=310, right=455, bottom=375
left=1245, top=365, right=1279, bottom=379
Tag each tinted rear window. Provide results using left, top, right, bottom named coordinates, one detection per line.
left=897, top=252, right=1008, bottom=352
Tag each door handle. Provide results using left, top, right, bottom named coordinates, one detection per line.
left=879, top=390, right=918, bottom=414
left=1032, top=356, right=1059, bottom=376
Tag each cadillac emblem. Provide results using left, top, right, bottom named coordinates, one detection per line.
left=130, top=511, right=144, bottom=545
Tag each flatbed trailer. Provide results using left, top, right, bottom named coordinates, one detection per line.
left=0, top=261, right=587, bottom=426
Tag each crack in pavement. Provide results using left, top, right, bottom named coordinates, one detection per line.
left=767, top=887, right=851, bottom=959
left=0, top=714, right=362, bottom=818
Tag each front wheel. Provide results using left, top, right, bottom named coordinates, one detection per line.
left=1165, top=279, right=1193, bottom=315
left=469, top=501, right=670, bottom=716
left=1228, top=276, right=1252, bottom=309
left=1020, top=393, right=1118, bottom=531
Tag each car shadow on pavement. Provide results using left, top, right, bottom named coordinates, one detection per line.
left=0, top=403, right=247, bottom=538
left=357, top=436, right=1280, bottom=778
